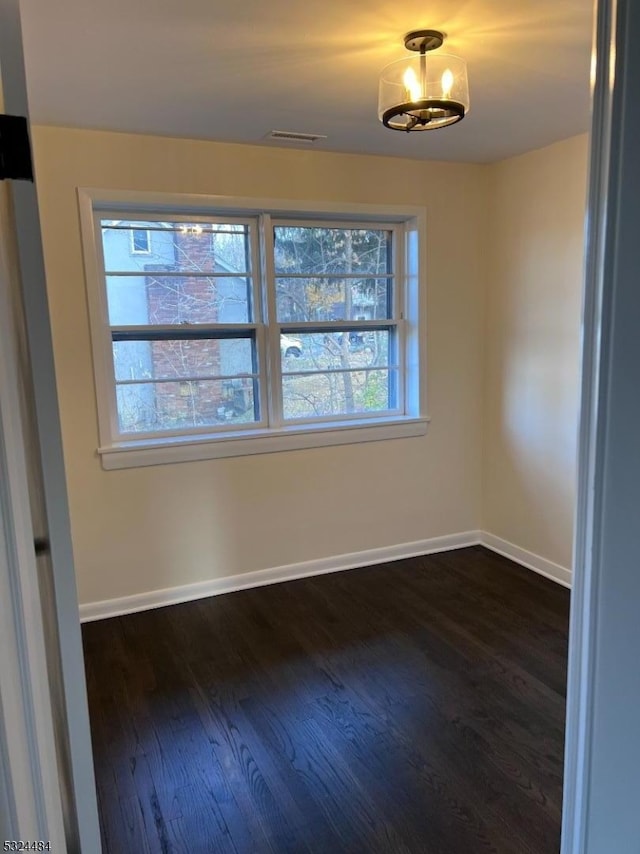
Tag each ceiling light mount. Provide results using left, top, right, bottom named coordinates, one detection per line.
left=378, top=29, right=470, bottom=133
left=403, top=30, right=444, bottom=53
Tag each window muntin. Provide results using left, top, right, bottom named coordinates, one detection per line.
left=92, top=210, right=412, bottom=447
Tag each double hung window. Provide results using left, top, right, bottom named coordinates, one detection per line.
left=80, top=194, right=427, bottom=468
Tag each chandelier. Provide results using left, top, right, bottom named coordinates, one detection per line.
left=378, top=30, right=469, bottom=132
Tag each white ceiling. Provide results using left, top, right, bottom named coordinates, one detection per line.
left=19, top=0, right=593, bottom=163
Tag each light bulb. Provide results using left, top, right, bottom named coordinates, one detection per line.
left=441, top=68, right=454, bottom=99
left=403, top=67, right=422, bottom=102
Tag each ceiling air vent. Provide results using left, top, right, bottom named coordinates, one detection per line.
left=265, top=130, right=328, bottom=144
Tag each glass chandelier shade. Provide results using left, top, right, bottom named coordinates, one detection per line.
left=378, top=42, right=469, bottom=132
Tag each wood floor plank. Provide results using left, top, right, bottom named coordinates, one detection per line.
left=84, top=546, right=568, bottom=853
left=275, top=589, right=560, bottom=852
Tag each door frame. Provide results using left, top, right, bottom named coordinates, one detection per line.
left=560, top=0, right=616, bottom=849
left=562, top=0, right=640, bottom=851
left=0, top=0, right=101, bottom=849
left=0, top=190, right=67, bottom=849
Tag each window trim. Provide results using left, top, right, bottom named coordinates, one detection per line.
left=78, top=189, right=429, bottom=468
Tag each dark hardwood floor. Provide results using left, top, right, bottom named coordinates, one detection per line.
left=82, top=545, right=570, bottom=854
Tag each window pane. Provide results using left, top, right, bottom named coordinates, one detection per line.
left=131, top=229, right=150, bottom=252
left=276, top=277, right=392, bottom=322
left=116, top=378, right=257, bottom=433
left=106, top=275, right=252, bottom=324
left=274, top=226, right=392, bottom=275
left=282, top=369, right=396, bottom=420
left=113, top=338, right=254, bottom=381
left=280, top=330, right=396, bottom=371
left=100, top=220, right=251, bottom=274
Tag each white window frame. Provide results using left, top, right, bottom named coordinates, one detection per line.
left=129, top=226, right=151, bottom=254
left=78, top=190, right=429, bottom=469
left=94, top=212, right=266, bottom=442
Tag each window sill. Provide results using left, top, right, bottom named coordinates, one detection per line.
left=97, top=416, right=430, bottom=470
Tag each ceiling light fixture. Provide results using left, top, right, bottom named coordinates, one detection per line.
left=378, top=30, right=469, bottom=132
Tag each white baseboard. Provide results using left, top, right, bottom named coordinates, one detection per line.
left=79, top=530, right=482, bottom=622
left=480, top=532, right=572, bottom=588
left=80, top=530, right=572, bottom=622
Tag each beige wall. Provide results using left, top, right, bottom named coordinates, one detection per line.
left=31, top=126, right=488, bottom=605
left=483, top=134, right=589, bottom=570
